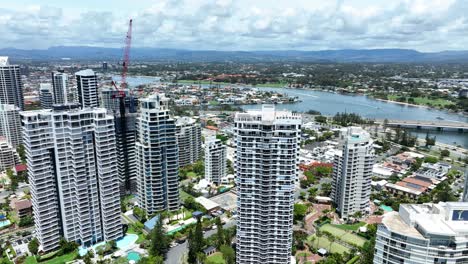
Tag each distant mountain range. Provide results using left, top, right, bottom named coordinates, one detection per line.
left=2, top=46, right=468, bottom=63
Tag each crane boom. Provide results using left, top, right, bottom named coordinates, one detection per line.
left=121, top=19, right=133, bottom=92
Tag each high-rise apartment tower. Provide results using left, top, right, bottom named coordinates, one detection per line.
left=234, top=105, right=301, bottom=264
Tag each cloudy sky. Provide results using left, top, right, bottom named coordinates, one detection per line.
left=1, top=0, right=467, bottom=51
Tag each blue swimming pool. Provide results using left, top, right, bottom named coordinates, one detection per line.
left=78, top=234, right=138, bottom=257
left=117, top=234, right=138, bottom=250
left=0, top=220, right=11, bottom=228
left=380, top=205, right=394, bottom=212
left=127, top=251, right=141, bottom=262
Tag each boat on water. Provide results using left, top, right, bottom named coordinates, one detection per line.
left=436, top=117, right=444, bottom=120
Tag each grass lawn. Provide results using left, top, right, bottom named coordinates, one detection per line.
left=127, top=225, right=145, bottom=243
left=332, top=222, right=366, bottom=231
left=183, top=211, right=193, bottom=220
left=25, top=256, right=37, bottom=264
left=320, top=224, right=367, bottom=247
left=186, top=172, right=197, bottom=178
left=26, top=252, right=78, bottom=264
left=307, top=235, right=350, bottom=255
left=413, top=97, right=454, bottom=107
left=180, top=190, right=194, bottom=201
left=347, top=255, right=360, bottom=264
left=206, top=252, right=225, bottom=264
left=387, top=95, right=454, bottom=107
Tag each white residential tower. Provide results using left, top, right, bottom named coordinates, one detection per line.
left=0, top=57, right=24, bottom=110
left=75, top=69, right=99, bottom=108
left=205, top=136, right=226, bottom=185
left=21, top=106, right=122, bottom=252
left=374, top=202, right=468, bottom=264
left=136, top=94, right=179, bottom=214
left=176, top=117, right=202, bottom=167
left=234, top=105, right=301, bottom=264
left=331, top=127, right=374, bottom=219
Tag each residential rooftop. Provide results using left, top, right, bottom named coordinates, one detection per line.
left=382, top=202, right=468, bottom=240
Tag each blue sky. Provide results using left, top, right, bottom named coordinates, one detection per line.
left=1, top=0, right=467, bottom=51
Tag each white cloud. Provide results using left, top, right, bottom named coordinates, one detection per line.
left=0, top=0, right=467, bottom=51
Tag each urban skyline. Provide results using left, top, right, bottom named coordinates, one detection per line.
left=0, top=1, right=466, bottom=263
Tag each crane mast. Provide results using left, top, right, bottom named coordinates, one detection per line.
left=110, top=18, right=133, bottom=193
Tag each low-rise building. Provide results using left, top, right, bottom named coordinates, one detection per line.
left=13, top=200, right=32, bottom=219
left=374, top=202, right=468, bottom=264
left=415, top=162, right=451, bottom=180
left=385, top=176, right=437, bottom=199
left=195, top=196, right=221, bottom=213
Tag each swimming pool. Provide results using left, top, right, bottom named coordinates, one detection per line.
left=116, top=234, right=138, bottom=250
left=78, top=234, right=138, bottom=257
left=127, top=251, right=141, bottom=262
left=380, top=205, right=394, bottom=212
left=0, top=220, right=11, bottom=228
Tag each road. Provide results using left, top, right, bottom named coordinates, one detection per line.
left=165, top=220, right=236, bottom=264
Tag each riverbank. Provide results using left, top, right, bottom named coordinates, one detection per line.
left=374, top=98, right=429, bottom=109
left=175, top=79, right=287, bottom=87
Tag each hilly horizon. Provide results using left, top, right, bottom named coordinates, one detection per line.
left=3, top=46, right=468, bottom=63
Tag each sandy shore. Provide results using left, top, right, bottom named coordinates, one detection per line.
left=374, top=98, right=430, bottom=109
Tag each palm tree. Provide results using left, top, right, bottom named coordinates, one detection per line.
left=329, top=236, right=335, bottom=251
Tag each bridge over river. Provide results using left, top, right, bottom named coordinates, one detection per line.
left=376, top=119, right=468, bottom=133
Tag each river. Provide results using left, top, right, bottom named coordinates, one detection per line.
left=240, top=87, right=467, bottom=148
left=112, top=75, right=161, bottom=86
left=117, top=77, right=467, bottom=148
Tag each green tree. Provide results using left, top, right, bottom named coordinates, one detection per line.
left=137, top=256, right=164, bottom=264
left=109, top=240, right=117, bottom=250
left=83, top=251, right=94, bottom=264
left=6, top=168, right=17, bottom=191
left=196, top=252, right=207, bottom=264
left=19, top=215, right=34, bottom=227
left=187, top=219, right=205, bottom=264
left=425, top=132, right=436, bottom=147
left=58, top=237, right=79, bottom=254
left=320, top=182, right=332, bottom=196
left=424, top=156, right=438, bottom=164
left=17, top=144, right=26, bottom=164
left=28, top=238, right=39, bottom=255
left=360, top=237, right=376, bottom=263
left=388, top=173, right=400, bottom=184
left=293, top=203, right=308, bottom=222
left=440, top=149, right=450, bottom=158
left=215, top=217, right=224, bottom=249
left=133, top=207, right=147, bottom=222
left=315, top=116, right=327, bottom=123
left=149, top=216, right=169, bottom=258
left=433, top=181, right=457, bottom=202
left=220, top=245, right=235, bottom=264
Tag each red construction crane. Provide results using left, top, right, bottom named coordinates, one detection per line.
left=111, top=19, right=133, bottom=193
left=121, top=19, right=133, bottom=91
left=112, top=19, right=133, bottom=95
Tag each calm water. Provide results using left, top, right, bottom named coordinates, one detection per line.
left=241, top=87, right=468, bottom=148
left=242, top=87, right=467, bottom=122
left=117, top=77, right=467, bottom=148
left=112, top=75, right=161, bottom=87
